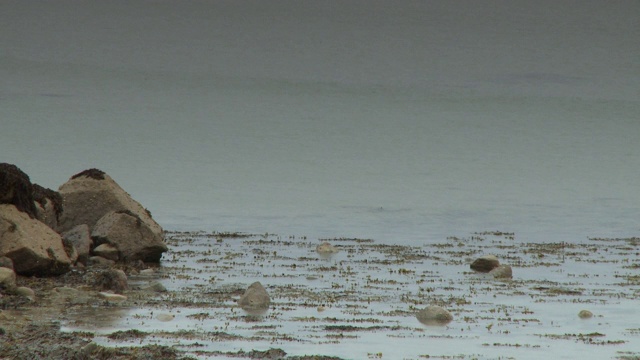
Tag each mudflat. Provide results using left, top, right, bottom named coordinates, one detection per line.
left=1, top=231, right=639, bottom=359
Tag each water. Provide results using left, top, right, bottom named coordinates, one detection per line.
left=1, top=1, right=640, bottom=357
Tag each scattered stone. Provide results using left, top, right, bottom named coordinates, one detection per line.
left=94, top=269, right=128, bottom=293
left=88, top=256, right=115, bottom=267
left=470, top=254, right=500, bottom=272
left=0, top=267, right=16, bottom=292
left=489, top=264, right=513, bottom=279
left=91, top=210, right=167, bottom=263
left=238, top=281, right=270, bottom=314
left=0, top=163, right=37, bottom=219
left=15, top=286, right=35, bottom=301
left=139, top=268, right=156, bottom=276
left=0, top=204, right=72, bottom=276
left=0, top=256, right=14, bottom=270
left=141, top=281, right=167, bottom=293
left=578, top=310, right=593, bottom=319
left=416, top=305, right=453, bottom=326
left=316, top=242, right=339, bottom=255
left=61, top=224, right=93, bottom=265
left=97, top=291, right=127, bottom=302
left=93, top=243, right=120, bottom=261
left=156, top=313, right=175, bottom=322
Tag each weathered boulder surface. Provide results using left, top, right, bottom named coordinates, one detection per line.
left=416, top=305, right=453, bottom=326
left=0, top=204, right=72, bottom=276
left=470, top=254, right=500, bottom=272
left=61, top=224, right=93, bottom=265
left=238, top=281, right=270, bottom=314
left=91, top=210, right=167, bottom=262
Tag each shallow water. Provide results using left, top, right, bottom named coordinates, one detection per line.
left=58, top=231, right=640, bottom=359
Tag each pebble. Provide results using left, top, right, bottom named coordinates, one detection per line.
left=416, top=305, right=453, bottom=326
left=98, top=292, right=127, bottom=302
left=316, top=242, right=339, bottom=255
left=156, top=313, right=175, bottom=322
left=578, top=310, right=593, bottom=319
left=15, top=287, right=35, bottom=301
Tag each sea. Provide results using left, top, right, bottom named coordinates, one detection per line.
left=2, top=1, right=640, bottom=359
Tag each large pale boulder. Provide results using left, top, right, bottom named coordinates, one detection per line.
left=91, top=210, right=167, bottom=262
left=0, top=204, right=72, bottom=275
left=57, top=169, right=162, bottom=235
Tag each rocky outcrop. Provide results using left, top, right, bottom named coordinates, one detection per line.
left=57, top=168, right=167, bottom=263
left=91, top=210, right=167, bottom=262
left=470, top=254, right=500, bottom=272
left=0, top=204, right=72, bottom=276
left=416, top=305, right=453, bottom=326
left=238, top=281, right=270, bottom=314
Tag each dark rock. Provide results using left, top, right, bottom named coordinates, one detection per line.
left=88, top=256, right=115, bottom=267
left=0, top=163, right=37, bottom=218
left=470, top=255, right=500, bottom=273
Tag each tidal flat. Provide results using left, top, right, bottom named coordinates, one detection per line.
left=2, top=231, right=640, bottom=359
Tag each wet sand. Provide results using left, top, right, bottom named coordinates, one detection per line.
left=1, top=230, right=640, bottom=359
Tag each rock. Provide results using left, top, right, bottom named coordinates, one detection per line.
left=93, top=243, right=120, bottom=262
left=141, top=281, right=167, bottom=292
left=0, top=256, right=13, bottom=270
left=61, top=237, right=79, bottom=265
left=316, top=242, right=339, bottom=255
left=89, top=256, right=115, bottom=267
left=15, top=286, right=35, bottom=301
left=578, top=310, right=593, bottom=319
left=238, top=281, right=270, bottom=314
left=489, top=265, right=513, bottom=279
left=139, top=268, right=156, bottom=276
left=0, top=204, right=72, bottom=276
left=470, top=255, right=500, bottom=272
left=416, top=305, right=453, bottom=326
left=61, top=224, right=93, bottom=265
left=91, top=210, right=167, bottom=263
left=57, top=169, right=163, bottom=237
left=94, top=269, right=128, bottom=294
left=0, top=163, right=37, bottom=219
left=0, top=267, right=16, bottom=292
left=97, top=292, right=127, bottom=302
left=32, top=184, right=63, bottom=230
left=156, top=313, right=174, bottom=322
